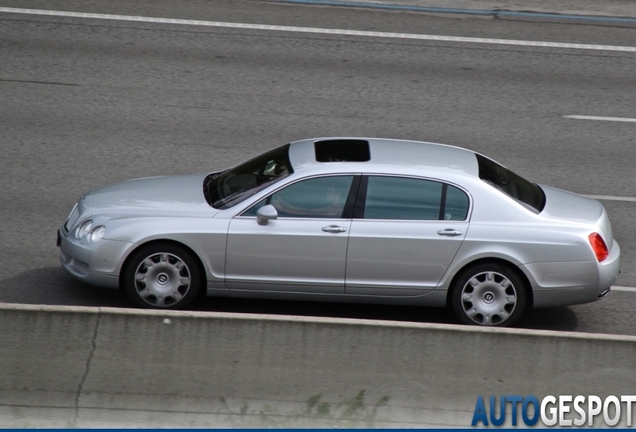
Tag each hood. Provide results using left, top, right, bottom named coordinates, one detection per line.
left=84, top=174, right=216, bottom=217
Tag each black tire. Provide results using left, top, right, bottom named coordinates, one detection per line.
left=450, top=262, right=527, bottom=327
left=122, top=243, right=202, bottom=310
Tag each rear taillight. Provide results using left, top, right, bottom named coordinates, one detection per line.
left=589, top=233, right=609, bottom=262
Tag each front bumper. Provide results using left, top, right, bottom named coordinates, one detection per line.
left=58, top=229, right=135, bottom=289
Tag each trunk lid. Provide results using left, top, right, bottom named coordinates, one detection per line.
left=540, top=185, right=613, bottom=247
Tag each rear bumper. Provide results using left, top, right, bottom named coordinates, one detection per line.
left=523, top=240, right=620, bottom=308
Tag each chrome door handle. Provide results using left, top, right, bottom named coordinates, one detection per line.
left=322, top=225, right=347, bottom=233
left=437, top=229, right=462, bottom=237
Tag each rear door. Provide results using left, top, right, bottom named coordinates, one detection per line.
left=345, top=175, right=470, bottom=296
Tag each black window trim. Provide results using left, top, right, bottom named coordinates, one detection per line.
left=438, top=183, right=448, bottom=221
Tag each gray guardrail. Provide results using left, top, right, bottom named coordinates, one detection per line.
left=1, top=303, right=636, bottom=427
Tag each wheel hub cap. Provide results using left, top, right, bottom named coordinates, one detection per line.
left=482, top=291, right=495, bottom=304
left=156, top=273, right=169, bottom=285
left=133, top=252, right=191, bottom=308
left=461, top=271, right=517, bottom=326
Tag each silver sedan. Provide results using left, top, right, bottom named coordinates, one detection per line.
left=57, top=138, right=620, bottom=327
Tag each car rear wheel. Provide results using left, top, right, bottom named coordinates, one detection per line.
left=122, top=243, right=202, bottom=309
left=451, top=263, right=526, bottom=327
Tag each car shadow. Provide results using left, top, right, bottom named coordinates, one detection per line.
left=0, top=267, right=128, bottom=307
left=0, top=267, right=577, bottom=332
left=194, top=297, right=578, bottom=331
left=194, top=295, right=460, bottom=324
left=521, top=307, right=578, bottom=332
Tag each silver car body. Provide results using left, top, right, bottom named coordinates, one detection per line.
left=58, top=138, right=620, bottom=319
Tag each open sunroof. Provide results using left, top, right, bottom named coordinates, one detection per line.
left=314, top=139, right=371, bottom=162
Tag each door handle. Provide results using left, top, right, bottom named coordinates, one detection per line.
left=322, top=225, right=347, bottom=233
left=437, top=228, right=462, bottom=237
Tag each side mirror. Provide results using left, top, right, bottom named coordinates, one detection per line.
left=256, top=204, right=278, bottom=225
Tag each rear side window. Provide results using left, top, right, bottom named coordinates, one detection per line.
left=361, top=176, right=469, bottom=221
left=477, top=154, right=546, bottom=212
left=445, top=185, right=470, bottom=220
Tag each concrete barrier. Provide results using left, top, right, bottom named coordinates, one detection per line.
left=1, top=303, right=636, bottom=427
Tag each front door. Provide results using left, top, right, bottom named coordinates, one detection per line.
left=225, top=175, right=356, bottom=293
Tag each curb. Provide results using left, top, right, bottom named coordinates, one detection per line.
left=2, top=302, right=636, bottom=341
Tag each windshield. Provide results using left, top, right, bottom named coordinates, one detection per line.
left=204, top=144, right=293, bottom=209
left=477, top=154, right=546, bottom=212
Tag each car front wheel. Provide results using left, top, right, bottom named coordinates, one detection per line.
left=451, top=263, right=526, bottom=327
left=122, top=243, right=202, bottom=309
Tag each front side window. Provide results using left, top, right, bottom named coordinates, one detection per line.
left=204, top=145, right=293, bottom=209
left=362, top=176, right=469, bottom=221
left=243, top=176, right=355, bottom=218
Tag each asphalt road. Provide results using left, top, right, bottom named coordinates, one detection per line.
left=1, top=0, right=636, bottom=335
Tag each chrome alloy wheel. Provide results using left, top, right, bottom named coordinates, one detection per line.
left=460, top=271, right=518, bottom=326
left=133, top=252, right=191, bottom=307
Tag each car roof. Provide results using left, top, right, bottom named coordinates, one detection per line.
left=287, top=137, right=480, bottom=177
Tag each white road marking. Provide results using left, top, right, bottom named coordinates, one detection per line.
left=563, top=118, right=636, bottom=203
left=564, top=115, right=636, bottom=123
left=584, top=195, right=636, bottom=202
left=612, top=286, right=636, bottom=293
left=4, top=9, right=636, bottom=201
left=2, top=7, right=636, bottom=53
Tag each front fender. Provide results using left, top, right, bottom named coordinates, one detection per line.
left=105, top=217, right=230, bottom=284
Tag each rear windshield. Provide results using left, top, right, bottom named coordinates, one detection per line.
left=477, top=154, right=546, bottom=212
left=204, top=145, right=293, bottom=209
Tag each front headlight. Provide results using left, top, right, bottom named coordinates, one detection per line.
left=75, top=219, right=93, bottom=239
left=89, top=226, right=106, bottom=242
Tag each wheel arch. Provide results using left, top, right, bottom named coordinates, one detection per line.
left=118, top=239, right=207, bottom=292
left=445, top=257, right=534, bottom=309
